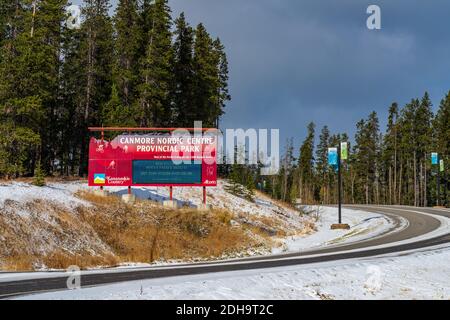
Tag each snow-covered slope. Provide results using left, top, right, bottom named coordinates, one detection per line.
left=0, top=179, right=394, bottom=270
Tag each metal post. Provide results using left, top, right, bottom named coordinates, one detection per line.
left=338, top=143, right=342, bottom=224
left=170, top=186, right=173, bottom=201
left=437, top=154, right=440, bottom=206
left=203, top=187, right=206, bottom=205
left=128, top=186, right=131, bottom=195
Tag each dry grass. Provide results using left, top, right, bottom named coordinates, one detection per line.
left=75, top=191, right=260, bottom=264
left=41, top=252, right=118, bottom=270
left=0, top=198, right=115, bottom=271
left=2, top=255, right=35, bottom=271
left=0, top=188, right=314, bottom=271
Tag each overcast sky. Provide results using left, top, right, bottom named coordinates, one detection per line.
left=72, top=0, right=450, bottom=145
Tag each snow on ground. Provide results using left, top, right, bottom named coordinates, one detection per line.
left=0, top=179, right=396, bottom=268
left=19, top=246, right=450, bottom=300
left=273, top=206, right=399, bottom=253
left=96, top=181, right=396, bottom=253
left=0, top=181, right=89, bottom=209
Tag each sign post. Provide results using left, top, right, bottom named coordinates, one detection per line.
left=432, top=153, right=440, bottom=206
left=329, top=144, right=349, bottom=230
left=440, top=159, right=446, bottom=207
left=337, top=143, right=342, bottom=224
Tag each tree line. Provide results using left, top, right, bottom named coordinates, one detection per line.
left=0, top=0, right=230, bottom=177
left=233, top=92, right=449, bottom=207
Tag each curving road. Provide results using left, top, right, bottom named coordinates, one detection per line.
left=1, top=205, right=449, bottom=298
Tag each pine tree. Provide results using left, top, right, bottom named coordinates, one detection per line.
left=1, top=0, right=230, bottom=179
left=192, top=23, right=216, bottom=126
left=137, top=0, right=173, bottom=127
left=382, top=103, right=399, bottom=204
left=353, top=112, right=380, bottom=204
left=245, top=172, right=255, bottom=202
left=434, top=91, right=450, bottom=156
left=33, top=159, right=46, bottom=186
left=59, top=12, right=84, bottom=175
left=225, top=163, right=245, bottom=197
left=102, top=84, right=136, bottom=127
left=172, top=12, right=194, bottom=127
left=432, top=92, right=450, bottom=206
left=316, top=125, right=330, bottom=203
left=211, top=37, right=230, bottom=127
left=77, top=0, right=114, bottom=175
left=297, top=122, right=315, bottom=203
left=0, top=0, right=65, bottom=176
left=113, top=0, right=140, bottom=109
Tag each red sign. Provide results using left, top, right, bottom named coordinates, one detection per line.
left=88, top=133, right=217, bottom=187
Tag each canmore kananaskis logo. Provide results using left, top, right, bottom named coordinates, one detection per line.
left=93, top=174, right=106, bottom=184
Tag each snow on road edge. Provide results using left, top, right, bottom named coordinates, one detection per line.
left=18, top=245, right=450, bottom=300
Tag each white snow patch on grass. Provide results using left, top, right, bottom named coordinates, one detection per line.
left=0, top=181, right=89, bottom=210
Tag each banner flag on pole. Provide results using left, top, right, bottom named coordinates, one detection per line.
left=440, top=159, right=445, bottom=172
left=340, top=142, right=348, bottom=160
left=431, top=152, right=439, bottom=165
left=328, top=148, right=338, bottom=166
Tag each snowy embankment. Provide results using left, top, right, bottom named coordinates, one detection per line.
left=273, top=206, right=397, bottom=253
left=21, top=245, right=450, bottom=300
left=0, top=180, right=394, bottom=270
left=86, top=181, right=396, bottom=254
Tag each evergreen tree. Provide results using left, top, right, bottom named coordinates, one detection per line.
left=192, top=23, right=216, bottom=126
left=432, top=92, right=450, bottom=206
left=172, top=12, right=194, bottom=126
left=211, top=37, right=230, bottom=127
left=113, top=0, right=140, bottom=109
left=102, top=83, right=136, bottom=127
left=77, top=0, right=114, bottom=175
left=137, top=0, right=173, bottom=127
left=433, top=91, right=450, bottom=157
left=0, top=0, right=66, bottom=176
left=353, top=112, right=380, bottom=204
left=296, top=122, right=315, bottom=203
left=33, top=159, right=46, bottom=186
left=0, top=0, right=230, bottom=179
left=245, top=171, right=255, bottom=202
left=382, top=103, right=399, bottom=204
left=315, top=125, right=330, bottom=203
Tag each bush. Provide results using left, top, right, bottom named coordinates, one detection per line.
left=33, top=160, right=45, bottom=187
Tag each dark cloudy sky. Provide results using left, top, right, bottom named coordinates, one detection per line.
left=72, top=0, right=450, bottom=145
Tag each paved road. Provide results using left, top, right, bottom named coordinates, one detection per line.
left=1, top=205, right=449, bottom=298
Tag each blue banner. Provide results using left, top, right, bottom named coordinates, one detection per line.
left=431, top=153, right=439, bottom=165
left=328, top=148, right=338, bottom=166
